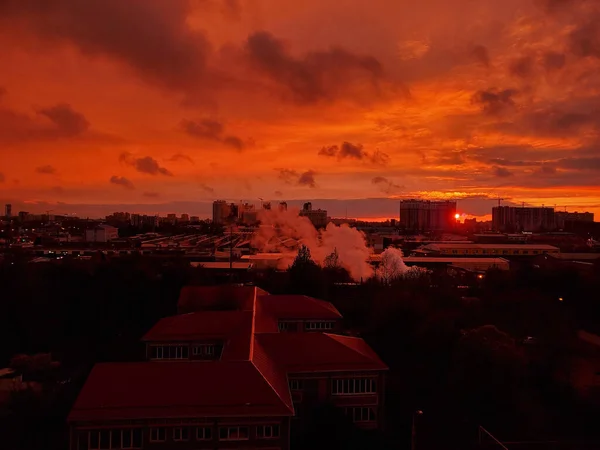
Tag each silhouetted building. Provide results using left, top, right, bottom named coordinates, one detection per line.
left=68, top=286, right=387, bottom=450
left=399, top=199, right=457, bottom=231
left=299, top=202, right=328, bottom=229
left=212, top=200, right=232, bottom=225
left=492, top=206, right=555, bottom=232
left=18, top=211, right=29, bottom=222
left=278, top=201, right=288, bottom=212
left=555, top=211, right=594, bottom=229
left=4, top=204, right=12, bottom=219
left=85, top=224, right=119, bottom=242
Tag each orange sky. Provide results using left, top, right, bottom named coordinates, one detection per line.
left=1, top=0, right=599, bottom=219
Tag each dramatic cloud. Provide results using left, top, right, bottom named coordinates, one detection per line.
left=318, top=142, right=390, bottom=165
left=199, top=183, right=215, bottom=194
left=492, top=166, right=514, bottom=178
left=276, top=168, right=299, bottom=184
left=35, top=165, right=57, bottom=175
left=472, top=89, right=517, bottom=114
left=509, top=56, right=534, bottom=78
left=298, top=170, right=317, bottom=188
left=245, top=31, right=384, bottom=104
left=37, top=104, right=89, bottom=136
left=181, top=119, right=246, bottom=150
left=0, top=172, right=4, bottom=183
left=110, top=175, right=135, bottom=190
left=542, top=52, right=566, bottom=71
left=168, top=153, right=194, bottom=164
left=371, top=176, right=403, bottom=194
left=143, top=191, right=160, bottom=198
left=470, top=45, right=490, bottom=67
left=120, top=152, right=173, bottom=176
left=0, top=0, right=211, bottom=94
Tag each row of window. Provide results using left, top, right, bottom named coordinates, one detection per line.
left=150, top=425, right=280, bottom=442
left=81, top=429, right=142, bottom=450
left=277, top=321, right=335, bottom=332
left=288, top=377, right=378, bottom=395
left=149, top=344, right=217, bottom=360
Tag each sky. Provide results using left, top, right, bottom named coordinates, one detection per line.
left=1, top=0, right=600, bottom=220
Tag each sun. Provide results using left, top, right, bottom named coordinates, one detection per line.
left=454, top=213, right=460, bottom=219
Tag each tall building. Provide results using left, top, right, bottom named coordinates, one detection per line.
left=180, top=214, right=190, bottom=222
left=18, top=211, right=29, bottom=222
left=212, top=200, right=232, bottom=225
left=555, top=211, right=594, bottom=229
left=5, top=204, right=12, bottom=219
left=68, top=286, right=387, bottom=450
left=492, top=206, right=555, bottom=232
left=399, top=200, right=457, bottom=231
left=299, top=202, right=328, bottom=229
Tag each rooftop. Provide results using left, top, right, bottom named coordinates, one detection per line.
left=419, top=243, right=560, bottom=250
left=258, top=295, right=342, bottom=320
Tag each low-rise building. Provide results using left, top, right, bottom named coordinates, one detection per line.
left=413, top=243, right=559, bottom=257
left=85, top=224, right=119, bottom=242
left=68, top=286, right=387, bottom=450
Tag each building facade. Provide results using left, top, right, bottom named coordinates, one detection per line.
left=299, top=203, right=329, bottom=229
left=554, top=211, right=594, bottom=230
left=492, top=206, right=555, bottom=232
left=85, top=224, right=119, bottom=242
left=399, top=200, right=457, bottom=231
left=68, top=286, right=387, bottom=450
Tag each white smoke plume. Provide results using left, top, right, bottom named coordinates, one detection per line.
left=375, top=247, right=428, bottom=284
left=252, top=207, right=373, bottom=281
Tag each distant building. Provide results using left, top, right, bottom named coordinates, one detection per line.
left=18, top=211, right=29, bottom=222
left=492, top=206, right=555, bottom=232
left=180, top=214, right=190, bottom=222
left=108, top=212, right=130, bottom=222
left=68, top=286, right=387, bottom=450
left=85, top=224, right=119, bottom=242
left=212, top=200, right=232, bottom=225
left=278, top=201, right=288, bottom=212
left=299, top=202, right=328, bottom=229
left=414, top=242, right=559, bottom=257
left=190, top=216, right=200, bottom=223
left=4, top=204, right=12, bottom=219
left=399, top=200, right=457, bottom=231
left=555, top=211, right=594, bottom=229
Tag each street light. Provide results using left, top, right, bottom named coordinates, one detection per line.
left=412, top=410, right=423, bottom=450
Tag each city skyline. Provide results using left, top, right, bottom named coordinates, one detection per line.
left=2, top=1, right=600, bottom=219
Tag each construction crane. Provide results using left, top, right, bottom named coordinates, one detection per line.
left=496, top=197, right=505, bottom=207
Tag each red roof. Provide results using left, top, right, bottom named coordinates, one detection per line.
left=177, top=285, right=267, bottom=313
left=257, top=295, right=342, bottom=320
left=255, top=333, right=388, bottom=373
left=68, top=361, right=293, bottom=422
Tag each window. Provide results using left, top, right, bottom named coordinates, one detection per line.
left=305, top=321, right=334, bottom=331
left=87, top=430, right=142, bottom=449
left=331, top=378, right=377, bottom=395
left=149, top=427, right=166, bottom=442
left=196, top=427, right=212, bottom=441
left=192, top=344, right=215, bottom=357
left=173, top=427, right=189, bottom=442
left=289, top=379, right=303, bottom=391
left=150, top=345, right=189, bottom=360
left=278, top=321, right=289, bottom=331
left=345, top=407, right=377, bottom=423
left=257, top=425, right=280, bottom=439
left=219, top=426, right=249, bottom=441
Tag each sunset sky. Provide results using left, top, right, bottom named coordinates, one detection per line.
left=1, top=0, right=600, bottom=219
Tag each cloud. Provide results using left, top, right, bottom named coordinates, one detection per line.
left=542, top=52, right=566, bottom=71
left=181, top=119, right=246, bottom=150
left=509, top=56, right=534, bottom=78
left=276, top=168, right=299, bottom=184
left=0, top=87, right=6, bottom=98
left=110, top=175, right=135, bottom=190
left=557, top=157, right=600, bottom=171
left=245, top=31, right=384, bottom=104
left=37, top=103, right=89, bottom=136
left=0, top=172, right=4, bottom=183
left=199, top=183, right=215, bottom=194
left=472, top=89, right=517, bottom=114
left=51, top=186, right=64, bottom=194
left=168, top=153, right=194, bottom=164
left=119, top=152, right=173, bottom=176
left=298, top=170, right=317, bottom=188
left=318, top=141, right=390, bottom=165
left=274, top=190, right=283, bottom=197
left=35, top=165, right=57, bottom=175
left=492, top=166, right=515, bottom=177
left=0, top=0, right=212, bottom=95
left=470, top=45, right=490, bottom=67
left=371, top=176, right=403, bottom=194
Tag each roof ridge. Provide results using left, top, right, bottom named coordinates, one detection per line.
left=324, top=333, right=377, bottom=361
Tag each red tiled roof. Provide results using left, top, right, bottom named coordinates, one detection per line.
left=68, top=361, right=294, bottom=422
left=257, top=295, right=342, bottom=320
left=178, top=285, right=268, bottom=313
left=255, top=333, right=388, bottom=373
left=250, top=339, right=293, bottom=412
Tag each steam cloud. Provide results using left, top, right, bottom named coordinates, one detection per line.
left=252, top=207, right=373, bottom=281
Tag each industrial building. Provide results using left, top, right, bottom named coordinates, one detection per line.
left=399, top=200, right=457, bottom=231
left=492, top=206, right=555, bottom=232
left=299, top=202, right=329, bottom=229
left=413, top=243, right=560, bottom=257
left=84, top=224, right=119, bottom=243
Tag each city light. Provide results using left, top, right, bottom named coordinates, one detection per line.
left=454, top=214, right=460, bottom=219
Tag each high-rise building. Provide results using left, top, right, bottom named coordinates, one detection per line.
left=492, top=206, right=555, bottom=232
left=5, top=204, right=12, bottom=219
left=299, top=202, right=329, bottom=229
left=554, top=211, right=594, bottom=229
left=18, top=211, right=29, bottom=222
left=180, top=214, right=190, bottom=222
left=399, top=200, right=457, bottom=231
left=212, top=200, right=232, bottom=225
